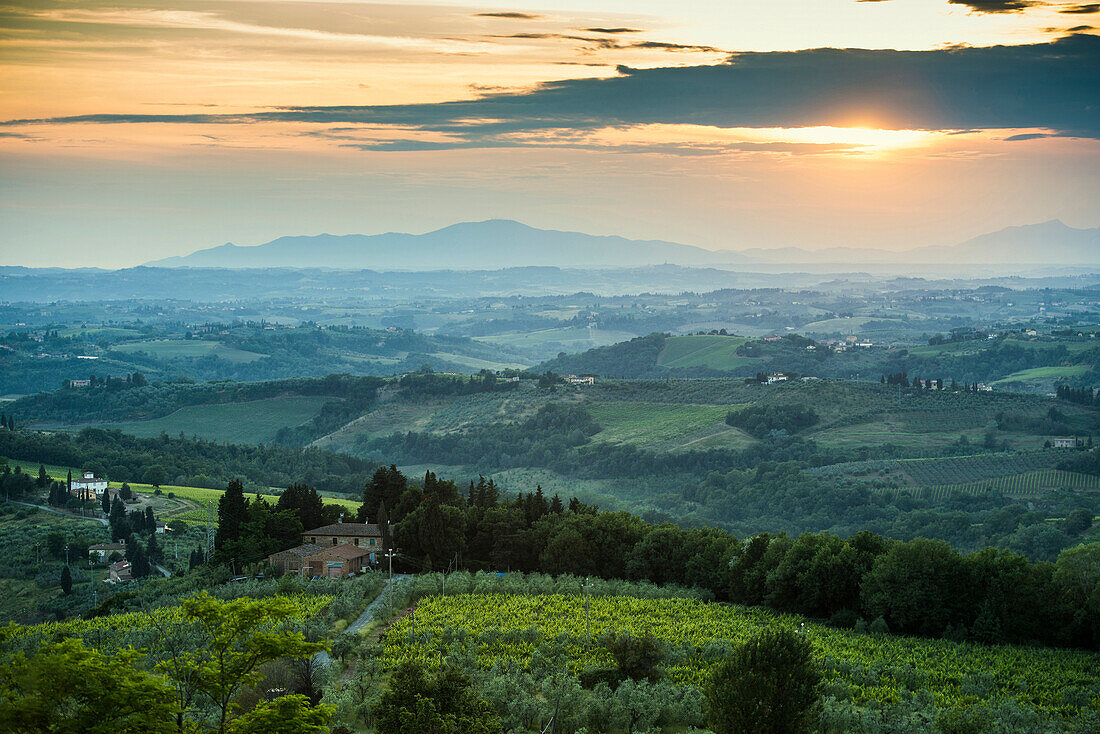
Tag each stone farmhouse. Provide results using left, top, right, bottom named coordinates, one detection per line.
left=266, top=522, right=391, bottom=579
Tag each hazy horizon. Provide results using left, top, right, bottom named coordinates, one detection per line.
left=2, top=1, right=1098, bottom=268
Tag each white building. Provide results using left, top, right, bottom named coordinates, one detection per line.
left=71, top=471, right=108, bottom=497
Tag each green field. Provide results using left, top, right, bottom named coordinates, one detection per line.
left=112, top=339, right=265, bottom=363
left=432, top=352, right=531, bottom=372
left=111, top=396, right=333, bottom=444
left=656, top=335, right=755, bottom=370
left=994, top=365, right=1093, bottom=385
left=587, top=401, right=756, bottom=452
left=799, top=316, right=895, bottom=332
left=475, top=327, right=635, bottom=351
left=57, top=325, right=144, bottom=339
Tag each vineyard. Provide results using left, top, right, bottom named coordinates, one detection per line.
left=809, top=451, right=1066, bottom=486
left=916, top=469, right=1100, bottom=501
left=383, top=593, right=1100, bottom=721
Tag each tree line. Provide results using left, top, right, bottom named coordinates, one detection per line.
left=267, top=466, right=1100, bottom=651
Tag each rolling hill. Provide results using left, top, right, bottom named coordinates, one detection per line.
left=146, top=220, right=740, bottom=270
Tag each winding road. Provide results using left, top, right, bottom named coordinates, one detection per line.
left=12, top=500, right=173, bottom=578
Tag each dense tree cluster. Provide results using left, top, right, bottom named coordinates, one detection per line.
left=1057, top=384, right=1099, bottom=407
left=374, top=466, right=1100, bottom=650
left=724, top=403, right=819, bottom=438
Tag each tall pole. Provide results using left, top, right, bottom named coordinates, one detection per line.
left=582, top=577, right=593, bottom=650
left=65, top=544, right=70, bottom=568
left=385, top=549, right=397, bottom=619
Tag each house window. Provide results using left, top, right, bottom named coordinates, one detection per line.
left=310, top=537, right=316, bottom=544
left=332, top=538, right=337, bottom=546
left=370, top=539, right=375, bottom=546
left=354, top=539, right=360, bottom=546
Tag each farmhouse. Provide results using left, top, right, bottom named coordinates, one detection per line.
left=70, top=470, right=108, bottom=498
left=1052, top=437, right=1081, bottom=449
left=304, top=544, right=375, bottom=578
left=302, top=521, right=388, bottom=551
left=765, top=373, right=789, bottom=385
left=109, top=560, right=133, bottom=583
left=68, top=379, right=91, bottom=388
left=567, top=375, right=595, bottom=386
left=265, top=543, right=323, bottom=577
left=88, top=542, right=126, bottom=562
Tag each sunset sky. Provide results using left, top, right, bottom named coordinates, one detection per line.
left=1, top=0, right=1097, bottom=267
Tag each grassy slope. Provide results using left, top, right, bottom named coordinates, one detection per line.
left=587, top=402, right=756, bottom=452
left=994, top=365, right=1092, bottom=384
left=112, top=340, right=265, bottom=363
left=111, top=395, right=333, bottom=444
left=656, top=335, right=755, bottom=370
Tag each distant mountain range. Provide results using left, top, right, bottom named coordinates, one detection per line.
left=146, top=219, right=1100, bottom=270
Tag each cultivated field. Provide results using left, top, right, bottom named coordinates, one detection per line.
left=385, top=592, right=1100, bottom=721
left=656, top=335, right=755, bottom=370
left=112, top=395, right=333, bottom=444
left=111, top=339, right=265, bottom=363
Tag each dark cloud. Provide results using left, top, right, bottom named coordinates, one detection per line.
left=1059, top=3, right=1100, bottom=12
left=7, top=36, right=1098, bottom=146
left=487, top=33, right=722, bottom=53
left=582, top=28, right=645, bottom=34
left=475, top=12, right=544, bottom=20
left=629, top=41, right=723, bottom=53
left=1004, top=132, right=1051, bottom=140
left=948, top=0, right=1040, bottom=12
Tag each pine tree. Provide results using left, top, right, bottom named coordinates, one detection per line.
left=66, top=469, right=72, bottom=495
left=145, top=507, right=156, bottom=534
left=60, top=564, right=72, bottom=595
left=36, top=465, right=49, bottom=488
left=101, top=490, right=111, bottom=515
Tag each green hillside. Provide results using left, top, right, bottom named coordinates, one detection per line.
left=587, top=401, right=756, bottom=452
left=656, top=334, right=755, bottom=369
left=113, top=396, right=334, bottom=443
left=111, top=339, right=266, bottom=363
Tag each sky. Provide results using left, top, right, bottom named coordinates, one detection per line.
left=1, top=0, right=1098, bottom=267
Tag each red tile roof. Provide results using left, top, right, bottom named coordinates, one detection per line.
left=303, top=523, right=387, bottom=537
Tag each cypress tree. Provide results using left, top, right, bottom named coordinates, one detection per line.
left=215, top=479, right=249, bottom=553
left=60, top=565, right=72, bottom=595
left=377, top=499, right=392, bottom=552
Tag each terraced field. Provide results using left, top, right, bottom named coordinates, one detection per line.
left=112, top=396, right=334, bottom=444
left=656, top=335, right=756, bottom=370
